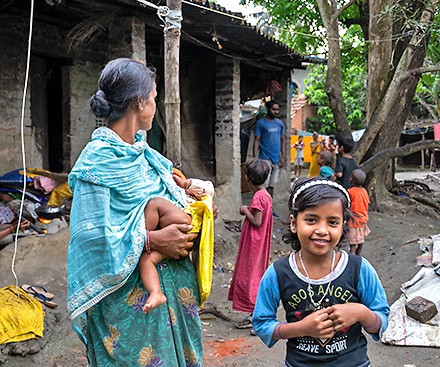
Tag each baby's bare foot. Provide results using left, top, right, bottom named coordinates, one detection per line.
left=142, top=291, right=167, bottom=313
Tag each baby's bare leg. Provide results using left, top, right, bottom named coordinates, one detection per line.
left=146, top=197, right=191, bottom=229
left=140, top=198, right=190, bottom=312
left=140, top=250, right=167, bottom=312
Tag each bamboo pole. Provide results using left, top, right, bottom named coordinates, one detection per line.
left=164, top=0, right=182, bottom=166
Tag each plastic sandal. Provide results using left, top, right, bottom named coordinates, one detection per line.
left=235, top=315, right=253, bottom=329
left=32, top=292, right=58, bottom=308
left=21, top=284, right=54, bottom=300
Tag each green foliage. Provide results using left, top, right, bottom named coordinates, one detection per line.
left=414, top=9, right=440, bottom=120
left=247, top=0, right=439, bottom=131
left=304, top=64, right=367, bottom=134
left=242, top=0, right=325, bottom=55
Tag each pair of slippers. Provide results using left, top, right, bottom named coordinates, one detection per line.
left=21, top=284, right=58, bottom=308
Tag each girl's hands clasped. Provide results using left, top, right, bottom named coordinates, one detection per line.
left=149, top=223, right=197, bottom=259
left=327, top=303, right=368, bottom=332
left=300, top=308, right=335, bottom=340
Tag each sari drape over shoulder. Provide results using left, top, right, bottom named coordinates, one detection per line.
left=67, top=127, right=202, bottom=366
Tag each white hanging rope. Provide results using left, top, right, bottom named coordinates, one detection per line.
left=11, top=0, right=34, bottom=290
left=136, top=0, right=182, bottom=31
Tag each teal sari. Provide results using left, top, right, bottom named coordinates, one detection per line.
left=67, top=127, right=202, bottom=366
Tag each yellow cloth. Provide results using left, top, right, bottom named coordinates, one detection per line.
left=308, top=142, right=321, bottom=177
left=185, top=195, right=214, bottom=306
left=47, top=182, right=72, bottom=207
left=0, top=286, right=44, bottom=344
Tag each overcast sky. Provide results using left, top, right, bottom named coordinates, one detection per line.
left=216, top=0, right=261, bottom=16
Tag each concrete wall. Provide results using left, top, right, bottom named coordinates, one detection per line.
left=0, top=17, right=103, bottom=173
left=0, top=20, right=33, bottom=173
left=275, top=78, right=292, bottom=205
left=0, top=15, right=147, bottom=174
left=214, top=56, right=242, bottom=219
left=68, top=61, right=102, bottom=166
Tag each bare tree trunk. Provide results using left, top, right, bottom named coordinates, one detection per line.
left=355, top=3, right=435, bottom=162
left=366, top=0, right=393, bottom=124
left=317, top=0, right=351, bottom=140
left=164, top=0, right=182, bottom=166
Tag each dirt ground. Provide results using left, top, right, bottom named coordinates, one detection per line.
left=1, top=170, right=440, bottom=366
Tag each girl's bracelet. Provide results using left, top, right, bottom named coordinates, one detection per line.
left=275, top=322, right=287, bottom=340
left=145, top=230, right=151, bottom=253
left=363, top=313, right=380, bottom=333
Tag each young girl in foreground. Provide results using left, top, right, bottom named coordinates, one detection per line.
left=252, top=177, right=390, bottom=367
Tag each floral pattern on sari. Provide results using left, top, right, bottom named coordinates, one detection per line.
left=178, top=287, right=199, bottom=318
left=138, top=345, right=165, bottom=367
left=125, top=284, right=148, bottom=312
left=184, top=346, right=201, bottom=367
left=103, top=324, right=120, bottom=356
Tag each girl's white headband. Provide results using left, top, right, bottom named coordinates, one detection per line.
left=291, top=180, right=351, bottom=208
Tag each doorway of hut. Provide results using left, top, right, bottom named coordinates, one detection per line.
left=30, top=54, right=70, bottom=173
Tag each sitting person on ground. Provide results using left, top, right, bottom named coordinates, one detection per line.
left=0, top=193, right=30, bottom=245
left=318, top=151, right=336, bottom=181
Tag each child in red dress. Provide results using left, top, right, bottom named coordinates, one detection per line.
left=228, top=159, right=273, bottom=332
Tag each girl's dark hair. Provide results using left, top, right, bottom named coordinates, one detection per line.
left=90, top=58, right=156, bottom=123
left=283, top=177, right=351, bottom=251
left=244, top=159, right=270, bottom=186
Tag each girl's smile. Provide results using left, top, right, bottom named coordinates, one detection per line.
left=290, top=199, right=344, bottom=258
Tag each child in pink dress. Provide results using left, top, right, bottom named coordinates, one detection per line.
left=228, top=159, right=273, bottom=331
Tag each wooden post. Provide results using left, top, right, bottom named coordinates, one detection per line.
left=164, top=0, right=182, bottom=166
left=421, top=133, right=425, bottom=169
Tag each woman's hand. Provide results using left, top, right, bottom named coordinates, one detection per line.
left=9, top=219, right=30, bottom=232
left=18, top=220, right=30, bottom=231
left=149, top=223, right=197, bottom=259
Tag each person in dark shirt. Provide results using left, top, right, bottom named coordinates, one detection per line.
left=335, top=138, right=358, bottom=189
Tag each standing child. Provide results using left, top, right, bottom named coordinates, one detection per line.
left=229, top=159, right=273, bottom=331
left=318, top=151, right=335, bottom=181
left=308, top=132, right=322, bottom=177
left=252, top=177, right=389, bottom=367
left=292, top=135, right=305, bottom=177
left=335, top=138, right=358, bottom=189
left=347, top=169, right=370, bottom=256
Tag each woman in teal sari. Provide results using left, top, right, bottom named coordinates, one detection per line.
left=68, top=58, right=203, bottom=366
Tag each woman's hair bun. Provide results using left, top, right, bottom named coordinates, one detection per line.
left=90, top=89, right=112, bottom=117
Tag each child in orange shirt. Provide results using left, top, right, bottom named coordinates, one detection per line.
left=347, top=169, right=370, bottom=256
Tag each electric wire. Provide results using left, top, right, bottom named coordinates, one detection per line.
left=11, top=0, right=34, bottom=290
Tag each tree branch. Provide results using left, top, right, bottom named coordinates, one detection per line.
left=333, top=0, right=359, bottom=21
left=360, top=140, right=440, bottom=173
left=415, top=95, right=439, bottom=122
left=407, top=65, right=440, bottom=78
left=339, top=17, right=362, bottom=28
